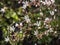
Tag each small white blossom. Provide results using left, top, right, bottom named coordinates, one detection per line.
left=54, top=31, right=57, bottom=33
left=24, top=15, right=29, bottom=20
left=24, top=15, right=31, bottom=23
left=45, top=0, right=51, bottom=6
left=45, top=25, right=49, bottom=28
left=40, top=12, right=43, bottom=16
left=26, top=19, right=31, bottom=23
left=45, top=17, right=52, bottom=23
left=44, top=31, right=49, bottom=36
left=44, top=17, right=50, bottom=23
left=45, top=18, right=50, bottom=21
left=0, top=8, right=5, bottom=13
left=44, top=31, right=47, bottom=35
left=22, top=1, right=28, bottom=9
left=38, top=27, right=41, bottom=29
left=54, top=9, right=57, bottom=12
left=36, top=5, right=38, bottom=7
left=25, top=1, right=29, bottom=6
left=20, top=22, right=23, bottom=26
left=22, top=5, right=27, bottom=9
left=40, top=0, right=43, bottom=2
left=44, top=22, right=46, bottom=25
left=5, top=36, right=9, bottom=42
left=35, top=43, right=37, bottom=45
left=22, top=1, right=25, bottom=4
left=51, top=0, right=55, bottom=4
left=36, top=21, right=41, bottom=26
left=42, top=1, right=46, bottom=5
left=49, top=28, right=53, bottom=32
left=50, top=11, right=54, bottom=16
left=18, top=1, right=20, bottom=4
left=47, top=30, right=50, bottom=32
left=34, top=30, right=38, bottom=36
left=15, top=23, right=19, bottom=27
left=23, top=34, right=25, bottom=38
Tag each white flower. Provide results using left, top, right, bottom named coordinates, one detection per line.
left=45, top=17, right=52, bottom=23
left=42, top=1, right=46, bottom=5
left=24, top=15, right=31, bottom=23
left=36, top=5, right=38, bottom=7
left=26, top=19, right=31, bottom=23
left=23, top=34, right=25, bottom=38
left=44, top=22, right=46, bottom=25
left=0, top=8, right=5, bottom=13
left=47, top=30, right=50, bottom=32
left=36, top=21, right=41, bottom=26
left=20, top=22, right=23, bottom=26
left=51, top=0, right=55, bottom=4
left=22, top=5, right=27, bottom=9
left=22, top=1, right=25, bottom=4
left=24, top=15, right=29, bottom=20
left=54, top=9, right=57, bottom=12
left=44, top=18, right=51, bottom=28
left=44, top=31, right=49, bottom=36
left=18, top=1, right=20, bottom=4
left=45, top=24, right=51, bottom=29
left=40, top=0, right=43, bottom=2
left=38, top=27, right=41, bottom=29
left=15, top=23, right=18, bottom=27
left=35, top=43, right=37, bottom=45
left=22, top=1, right=28, bottom=9
left=5, top=36, right=9, bottom=42
left=45, top=25, right=49, bottom=28
left=34, top=30, right=38, bottom=36
left=50, top=11, right=54, bottom=16
left=44, top=31, right=47, bottom=35
left=49, top=28, right=53, bottom=32
left=25, top=1, right=29, bottom=6
left=45, top=18, right=49, bottom=21
left=44, top=17, right=50, bottom=23
left=40, top=12, right=43, bottom=16
left=54, top=31, right=57, bottom=33
left=45, top=0, right=51, bottom=6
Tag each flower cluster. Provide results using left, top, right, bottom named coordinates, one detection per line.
left=0, top=0, right=60, bottom=45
